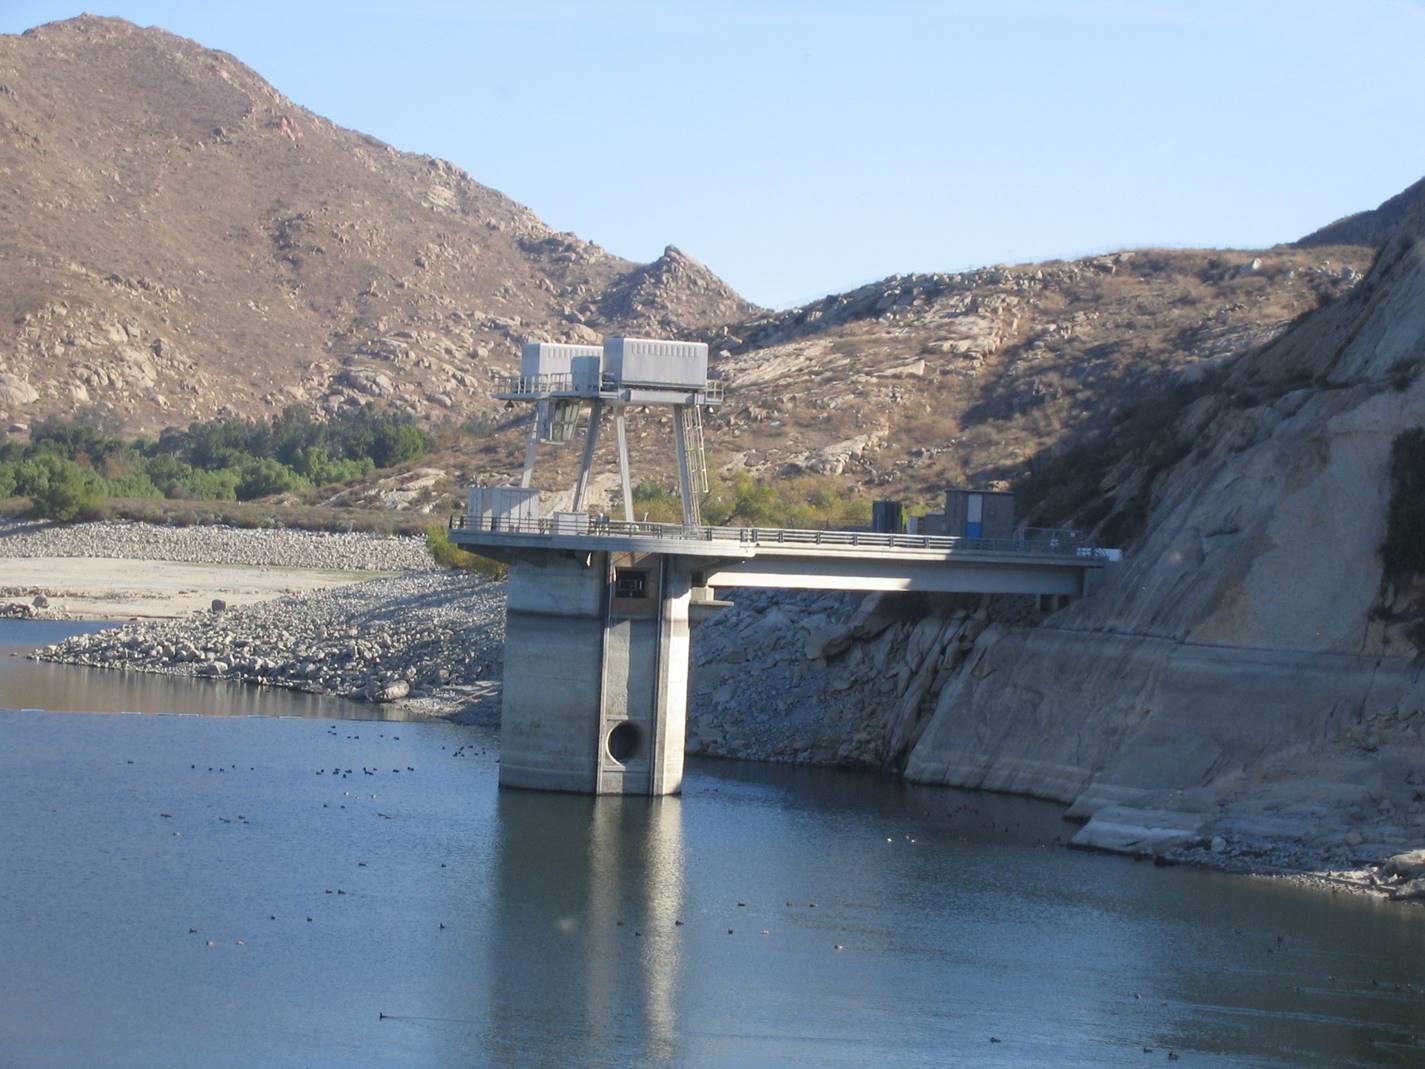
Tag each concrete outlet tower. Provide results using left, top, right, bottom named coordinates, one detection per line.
left=451, top=336, right=1109, bottom=797
left=471, top=338, right=721, bottom=796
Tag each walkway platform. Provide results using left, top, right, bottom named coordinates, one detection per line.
left=449, top=516, right=1110, bottom=596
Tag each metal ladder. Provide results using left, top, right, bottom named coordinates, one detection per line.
left=684, top=403, right=709, bottom=495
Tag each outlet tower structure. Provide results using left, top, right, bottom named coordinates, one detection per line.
left=453, top=336, right=1110, bottom=798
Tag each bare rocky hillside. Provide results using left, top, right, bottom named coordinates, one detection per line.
left=333, top=243, right=1375, bottom=518
left=700, top=244, right=1371, bottom=500
left=0, top=13, right=1392, bottom=531
left=0, top=15, right=757, bottom=436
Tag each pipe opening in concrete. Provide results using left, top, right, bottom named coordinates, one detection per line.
left=606, top=721, right=642, bottom=764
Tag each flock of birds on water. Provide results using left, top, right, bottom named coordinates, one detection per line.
left=21, top=714, right=1423, bottom=1064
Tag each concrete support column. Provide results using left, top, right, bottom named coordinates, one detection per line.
left=614, top=409, right=634, bottom=522
left=671, top=405, right=697, bottom=528
left=500, top=551, right=607, bottom=793
left=649, top=558, right=691, bottom=795
left=572, top=401, right=604, bottom=513
left=499, top=550, right=692, bottom=796
left=519, top=401, right=544, bottom=489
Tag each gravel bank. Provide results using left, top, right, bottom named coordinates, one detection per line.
left=33, top=571, right=505, bottom=715
left=0, top=517, right=433, bottom=572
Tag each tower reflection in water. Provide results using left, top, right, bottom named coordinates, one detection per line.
left=478, top=788, right=686, bottom=1066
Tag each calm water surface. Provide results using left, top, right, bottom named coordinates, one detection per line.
left=0, top=619, right=377, bottom=720
left=1, top=620, right=1423, bottom=1068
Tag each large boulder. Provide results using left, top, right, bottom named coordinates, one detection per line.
left=365, top=678, right=409, bottom=703
left=1383, top=849, right=1425, bottom=880
left=0, top=373, right=38, bottom=406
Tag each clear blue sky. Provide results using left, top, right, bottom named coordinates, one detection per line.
left=4, top=1, right=1425, bottom=309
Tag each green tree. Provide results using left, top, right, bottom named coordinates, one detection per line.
left=235, top=458, right=310, bottom=501
left=23, top=455, right=102, bottom=521
left=102, top=471, right=163, bottom=499
left=370, top=422, right=428, bottom=468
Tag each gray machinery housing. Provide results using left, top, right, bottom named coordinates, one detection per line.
left=502, top=337, right=720, bottom=527
left=943, top=488, right=1016, bottom=540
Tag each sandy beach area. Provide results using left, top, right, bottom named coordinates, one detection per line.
left=1, top=556, right=383, bottom=619
left=0, top=517, right=432, bottom=619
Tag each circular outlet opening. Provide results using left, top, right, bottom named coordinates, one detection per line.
left=606, top=721, right=642, bottom=764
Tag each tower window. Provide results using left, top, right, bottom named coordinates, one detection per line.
left=615, top=569, right=649, bottom=599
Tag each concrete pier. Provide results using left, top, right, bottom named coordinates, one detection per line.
left=500, top=550, right=692, bottom=795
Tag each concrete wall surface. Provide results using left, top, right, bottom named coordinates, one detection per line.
left=500, top=553, right=607, bottom=793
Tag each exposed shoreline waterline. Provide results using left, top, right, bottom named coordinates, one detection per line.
left=1, top=516, right=433, bottom=620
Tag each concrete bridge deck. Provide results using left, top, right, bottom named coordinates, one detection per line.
left=449, top=515, right=1109, bottom=596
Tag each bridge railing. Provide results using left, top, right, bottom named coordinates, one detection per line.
left=449, top=514, right=1108, bottom=560
left=492, top=374, right=725, bottom=402
left=493, top=372, right=577, bottom=395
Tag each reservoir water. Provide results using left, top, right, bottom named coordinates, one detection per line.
left=2, top=620, right=1423, bottom=1067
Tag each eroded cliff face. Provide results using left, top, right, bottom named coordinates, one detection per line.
left=917, top=218, right=1425, bottom=870
left=692, top=207, right=1425, bottom=882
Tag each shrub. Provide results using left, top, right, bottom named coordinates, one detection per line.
left=370, top=423, right=428, bottom=468
left=632, top=481, right=684, bottom=523
left=101, top=471, right=164, bottom=499
left=460, top=413, right=500, bottom=438
left=289, top=446, right=374, bottom=485
left=1384, top=428, right=1425, bottom=580
left=425, top=524, right=507, bottom=579
left=235, top=458, right=310, bottom=501
left=630, top=471, right=871, bottom=529
left=25, top=455, right=102, bottom=521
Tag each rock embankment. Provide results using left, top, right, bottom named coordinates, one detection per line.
left=32, top=572, right=504, bottom=710
left=688, top=589, right=1009, bottom=766
left=0, top=517, right=433, bottom=572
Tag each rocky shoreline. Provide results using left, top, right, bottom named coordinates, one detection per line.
left=30, top=571, right=505, bottom=718
left=690, top=588, right=1425, bottom=905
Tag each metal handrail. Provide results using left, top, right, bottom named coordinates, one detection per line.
left=493, top=372, right=577, bottom=395
left=449, top=513, right=1109, bottom=559
left=492, top=374, right=724, bottom=402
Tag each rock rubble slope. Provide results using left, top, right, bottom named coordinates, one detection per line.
left=34, top=571, right=505, bottom=709
left=0, top=517, right=431, bottom=571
